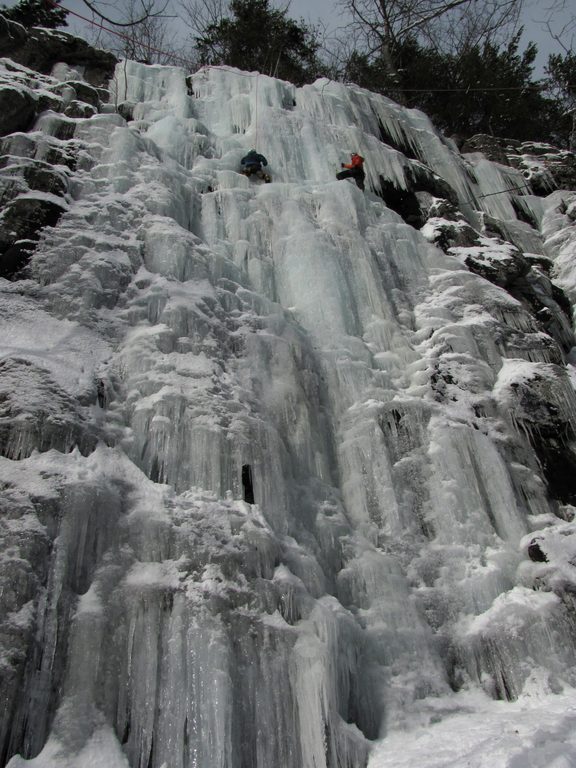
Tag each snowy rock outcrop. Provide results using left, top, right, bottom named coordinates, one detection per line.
left=1, top=29, right=576, bottom=768
left=0, top=15, right=116, bottom=88
left=0, top=39, right=111, bottom=277
left=461, top=134, right=576, bottom=194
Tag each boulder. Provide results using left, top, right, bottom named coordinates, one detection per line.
left=461, top=239, right=528, bottom=287
left=64, top=100, right=97, bottom=118
left=0, top=14, right=117, bottom=88
left=515, top=143, right=576, bottom=193
left=1, top=159, right=68, bottom=198
left=0, top=196, right=67, bottom=277
left=21, top=161, right=69, bottom=196
left=117, top=101, right=135, bottom=122
left=460, top=241, right=574, bottom=353
left=56, top=79, right=101, bottom=107
left=0, top=86, right=36, bottom=135
left=528, top=538, right=548, bottom=562
left=494, top=363, right=576, bottom=503
left=1, top=133, right=78, bottom=170
left=461, top=134, right=520, bottom=165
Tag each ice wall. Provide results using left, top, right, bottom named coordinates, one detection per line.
left=1, top=58, right=576, bottom=768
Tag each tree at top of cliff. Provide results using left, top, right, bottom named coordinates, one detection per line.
left=344, top=33, right=565, bottom=145
left=194, top=0, right=323, bottom=85
left=435, top=35, right=560, bottom=142
left=1, top=0, right=68, bottom=27
left=337, top=0, right=524, bottom=85
left=546, top=51, right=576, bottom=149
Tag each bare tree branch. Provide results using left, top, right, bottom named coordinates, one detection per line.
left=178, top=0, right=227, bottom=40
left=338, top=0, right=524, bottom=72
left=423, top=0, right=523, bottom=54
left=533, top=0, right=575, bottom=55
left=80, top=0, right=172, bottom=28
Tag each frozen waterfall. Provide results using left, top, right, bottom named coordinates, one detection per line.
left=1, top=54, right=576, bottom=768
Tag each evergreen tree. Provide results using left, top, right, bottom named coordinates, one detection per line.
left=344, top=33, right=561, bottom=143
left=339, top=0, right=524, bottom=87
left=344, top=38, right=446, bottom=107
left=1, top=0, right=68, bottom=28
left=440, top=36, right=558, bottom=142
left=195, top=0, right=322, bottom=85
left=546, top=51, right=576, bottom=148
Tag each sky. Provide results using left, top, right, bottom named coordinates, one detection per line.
left=2, top=0, right=573, bottom=73
left=2, top=0, right=573, bottom=74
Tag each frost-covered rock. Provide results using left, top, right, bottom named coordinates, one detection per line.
left=0, top=14, right=116, bottom=87
left=462, top=133, right=576, bottom=194
left=421, top=205, right=574, bottom=353
left=494, top=360, right=576, bottom=503
left=0, top=55, right=117, bottom=277
left=0, top=86, right=36, bottom=135
left=0, top=358, right=101, bottom=458
left=0, top=195, right=67, bottom=277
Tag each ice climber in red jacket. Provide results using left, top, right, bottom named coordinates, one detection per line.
left=336, top=153, right=365, bottom=190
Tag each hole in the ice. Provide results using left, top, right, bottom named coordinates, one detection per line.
left=150, top=456, right=161, bottom=483
left=377, top=179, right=423, bottom=227
left=242, top=464, right=254, bottom=503
left=184, top=716, right=190, bottom=748
left=96, top=379, right=106, bottom=408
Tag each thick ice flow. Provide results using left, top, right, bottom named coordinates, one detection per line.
left=2, top=58, right=576, bottom=768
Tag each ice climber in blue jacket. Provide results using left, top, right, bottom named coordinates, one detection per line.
left=240, top=150, right=271, bottom=182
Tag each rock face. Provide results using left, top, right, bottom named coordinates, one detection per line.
left=0, top=32, right=113, bottom=277
left=0, top=196, right=67, bottom=277
left=0, top=86, right=36, bottom=135
left=0, top=358, right=101, bottom=458
left=1, top=39, right=576, bottom=768
left=462, top=133, right=576, bottom=194
left=0, top=14, right=117, bottom=87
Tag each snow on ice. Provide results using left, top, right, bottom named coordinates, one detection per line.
left=1, top=52, right=576, bottom=768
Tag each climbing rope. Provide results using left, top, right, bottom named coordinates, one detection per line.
left=254, top=72, right=259, bottom=149
left=39, top=0, right=576, bottom=95
left=43, top=0, right=195, bottom=69
left=201, top=66, right=261, bottom=149
left=461, top=182, right=534, bottom=207
left=477, top=183, right=533, bottom=199
left=49, top=0, right=265, bottom=148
